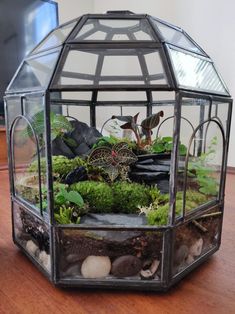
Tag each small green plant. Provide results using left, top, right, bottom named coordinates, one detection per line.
left=151, top=136, right=187, bottom=155
left=188, top=136, right=219, bottom=196
left=54, top=184, right=84, bottom=207
left=21, top=111, right=74, bottom=148
left=143, top=190, right=207, bottom=226
left=54, top=205, right=81, bottom=224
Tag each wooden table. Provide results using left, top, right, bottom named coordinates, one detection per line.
left=0, top=126, right=8, bottom=169
left=0, top=170, right=235, bottom=314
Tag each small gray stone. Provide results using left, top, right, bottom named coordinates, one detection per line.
left=63, top=264, right=80, bottom=277
left=111, top=255, right=142, bottom=278
left=174, top=245, right=189, bottom=265
left=81, top=256, right=111, bottom=279
left=186, top=254, right=195, bottom=265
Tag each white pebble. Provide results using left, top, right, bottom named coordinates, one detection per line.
left=81, top=256, right=111, bottom=279
left=186, top=254, right=195, bottom=265
left=189, top=238, right=203, bottom=257
left=26, top=240, right=38, bottom=256
left=38, top=251, right=51, bottom=272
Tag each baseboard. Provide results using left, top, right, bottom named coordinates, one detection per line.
left=227, top=166, right=235, bottom=174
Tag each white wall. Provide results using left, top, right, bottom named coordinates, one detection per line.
left=56, top=0, right=93, bottom=24
left=57, top=0, right=235, bottom=166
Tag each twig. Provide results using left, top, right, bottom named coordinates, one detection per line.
left=200, top=212, right=222, bottom=219
left=192, top=220, right=208, bottom=233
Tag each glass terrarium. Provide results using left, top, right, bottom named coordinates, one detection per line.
left=5, top=11, right=232, bottom=290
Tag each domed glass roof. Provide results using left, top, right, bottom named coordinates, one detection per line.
left=7, top=11, right=230, bottom=96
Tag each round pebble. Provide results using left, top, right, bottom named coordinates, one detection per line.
left=111, top=255, right=142, bottom=278
left=38, top=251, right=51, bottom=272
left=81, top=256, right=111, bottom=279
left=189, top=238, right=203, bottom=257
left=26, top=240, right=38, bottom=256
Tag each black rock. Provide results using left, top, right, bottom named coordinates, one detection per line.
left=67, top=120, right=102, bottom=154
left=73, top=143, right=91, bottom=156
left=156, top=179, right=170, bottom=193
left=52, top=137, right=75, bottom=158
left=64, top=166, right=88, bottom=185
left=130, top=171, right=168, bottom=181
left=133, top=164, right=170, bottom=172
left=111, top=255, right=142, bottom=277
left=137, top=158, right=155, bottom=165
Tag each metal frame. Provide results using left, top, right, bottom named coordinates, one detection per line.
left=4, top=11, right=233, bottom=291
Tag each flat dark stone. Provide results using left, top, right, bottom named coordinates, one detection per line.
left=130, top=171, right=168, bottom=181
left=134, top=164, right=170, bottom=172
left=137, top=158, right=154, bottom=165
left=80, top=213, right=147, bottom=226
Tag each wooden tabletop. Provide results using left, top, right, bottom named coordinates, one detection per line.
left=0, top=170, right=235, bottom=314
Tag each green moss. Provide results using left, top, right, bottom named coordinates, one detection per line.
left=147, top=190, right=208, bottom=226
left=72, top=181, right=114, bottom=213
left=112, top=181, right=151, bottom=214
left=29, top=155, right=86, bottom=177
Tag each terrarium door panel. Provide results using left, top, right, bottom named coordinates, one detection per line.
left=175, top=96, right=229, bottom=221
left=7, top=94, right=48, bottom=216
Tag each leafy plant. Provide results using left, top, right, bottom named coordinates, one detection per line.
left=151, top=136, right=187, bottom=155
left=141, top=111, right=164, bottom=145
left=89, top=142, right=137, bottom=182
left=112, top=111, right=164, bottom=148
left=188, top=137, right=219, bottom=196
left=21, top=111, right=73, bottom=146
left=54, top=185, right=84, bottom=207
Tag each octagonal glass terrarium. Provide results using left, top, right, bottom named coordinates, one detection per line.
left=4, top=11, right=232, bottom=290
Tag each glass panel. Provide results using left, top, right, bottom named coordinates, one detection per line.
left=151, top=18, right=204, bottom=54
left=8, top=51, right=60, bottom=92
left=13, top=203, right=51, bottom=274
left=169, top=48, right=229, bottom=95
left=48, top=91, right=177, bottom=227
left=58, top=228, right=163, bottom=282
left=11, top=96, right=47, bottom=214
left=55, top=48, right=168, bottom=87
left=173, top=208, right=222, bottom=276
left=32, top=21, right=77, bottom=53
left=177, top=98, right=224, bottom=219
left=75, top=19, right=155, bottom=41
